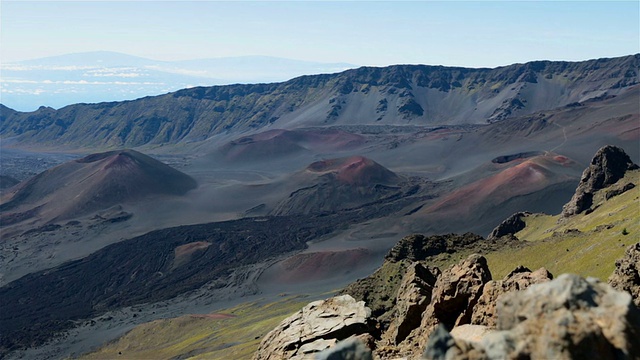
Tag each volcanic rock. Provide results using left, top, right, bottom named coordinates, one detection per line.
left=384, top=262, right=439, bottom=344
left=491, top=274, right=640, bottom=359
left=400, top=254, right=492, bottom=353
left=428, top=254, right=492, bottom=329
left=487, top=212, right=531, bottom=240
left=253, top=295, right=375, bottom=360
left=314, top=337, right=374, bottom=360
left=562, top=145, right=638, bottom=217
left=608, top=242, right=640, bottom=307
left=423, top=274, right=640, bottom=359
left=385, top=233, right=484, bottom=263
left=470, top=266, right=553, bottom=327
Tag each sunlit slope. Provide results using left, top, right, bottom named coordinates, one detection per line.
left=81, top=298, right=306, bottom=360
left=487, top=169, right=639, bottom=280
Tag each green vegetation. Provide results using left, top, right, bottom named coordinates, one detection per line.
left=487, top=170, right=639, bottom=281
left=81, top=297, right=307, bottom=360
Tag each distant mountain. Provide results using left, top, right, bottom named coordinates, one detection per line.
left=0, top=51, right=356, bottom=111
left=1, top=55, right=637, bottom=150
left=0, top=149, right=197, bottom=223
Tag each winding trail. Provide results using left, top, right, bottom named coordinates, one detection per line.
left=550, top=121, right=568, bottom=152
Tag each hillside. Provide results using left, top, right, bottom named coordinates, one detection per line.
left=1, top=55, right=637, bottom=149
left=0, top=149, right=197, bottom=223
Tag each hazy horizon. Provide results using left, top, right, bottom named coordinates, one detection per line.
left=2, top=1, right=638, bottom=68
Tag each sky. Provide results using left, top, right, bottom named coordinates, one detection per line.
left=1, top=1, right=639, bottom=68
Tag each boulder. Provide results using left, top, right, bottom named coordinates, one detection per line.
left=487, top=212, right=531, bottom=240
left=471, top=266, right=552, bottom=327
left=491, top=274, right=640, bottom=359
left=314, top=336, right=374, bottom=360
left=385, top=262, right=440, bottom=344
left=562, top=145, right=638, bottom=217
left=608, top=242, right=640, bottom=307
left=253, top=295, right=374, bottom=360
left=429, top=254, right=492, bottom=329
left=423, top=274, right=640, bottom=359
left=398, top=254, right=492, bottom=353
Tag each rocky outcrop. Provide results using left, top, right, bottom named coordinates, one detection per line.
left=471, top=266, right=552, bottom=327
left=398, top=254, right=492, bottom=354
left=609, top=242, right=640, bottom=307
left=385, top=233, right=484, bottom=263
left=487, top=212, right=531, bottom=240
left=428, top=254, right=492, bottom=329
left=253, top=295, right=375, bottom=360
left=424, top=274, right=640, bottom=359
left=562, top=145, right=638, bottom=217
left=384, top=262, right=439, bottom=344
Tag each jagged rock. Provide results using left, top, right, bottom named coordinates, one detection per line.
left=609, top=242, right=640, bottom=307
left=429, top=254, right=493, bottom=329
left=253, top=295, right=374, bottom=360
left=491, top=274, right=640, bottom=359
left=487, top=212, right=531, bottom=240
left=471, top=266, right=553, bottom=327
left=399, top=254, right=492, bottom=353
left=605, top=182, right=636, bottom=200
left=562, top=145, right=638, bottom=217
left=423, top=274, right=640, bottom=359
left=385, top=262, right=440, bottom=344
left=315, top=337, right=374, bottom=360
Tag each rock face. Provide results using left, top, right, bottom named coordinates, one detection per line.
left=471, top=266, right=553, bottom=327
left=399, top=254, right=492, bottom=354
left=385, top=262, right=439, bottom=344
left=487, top=212, right=531, bottom=240
left=562, top=145, right=639, bottom=217
left=428, top=254, right=492, bottom=329
left=609, top=242, right=640, bottom=307
left=253, top=295, right=374, bottom=360
left=424, top=274, right=640, bottom=359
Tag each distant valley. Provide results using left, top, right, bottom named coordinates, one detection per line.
left=0, top=54, right=638, bottom=359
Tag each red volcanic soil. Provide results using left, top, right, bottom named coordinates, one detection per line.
left=425, top=154, right=576, bottom=216
left=219, top=128, right=365, bottom=161
left=306, top=155, right=399, bottom=185
left=0, top=149, right=197, bottom=222
left=268, top=248, right=371, bottom=283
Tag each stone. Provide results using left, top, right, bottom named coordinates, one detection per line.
left=491, top=274, right=640, bottom=359
left=314, top=337, right=373, bottom=360
left=471, top=266, right=552, bottom=327
left=562, top=145, right=638, bottom=217
left=449, top=324, right=493, bottom=344
left=420, top=274, right=640, bottom=359
left=399, top=254, right=492, bottom=354
left=429, top=254, right=492, bottom=329
left=422, top=324, right=487, bottom=360
left=608, top=242, right=640, bottom=307
left=487, top=212, right=530, bottom=240
left=385, top=262, right=439, bottom=344
left=253, top=295, right=374, bottom=360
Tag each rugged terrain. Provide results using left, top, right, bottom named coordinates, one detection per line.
left=1, top=56, right=639, bottom=359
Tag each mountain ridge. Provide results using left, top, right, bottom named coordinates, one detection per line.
left=1, top=54, right=637, bottom=149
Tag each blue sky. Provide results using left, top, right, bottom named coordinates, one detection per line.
left=1, top=1, right=639, bottom=68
